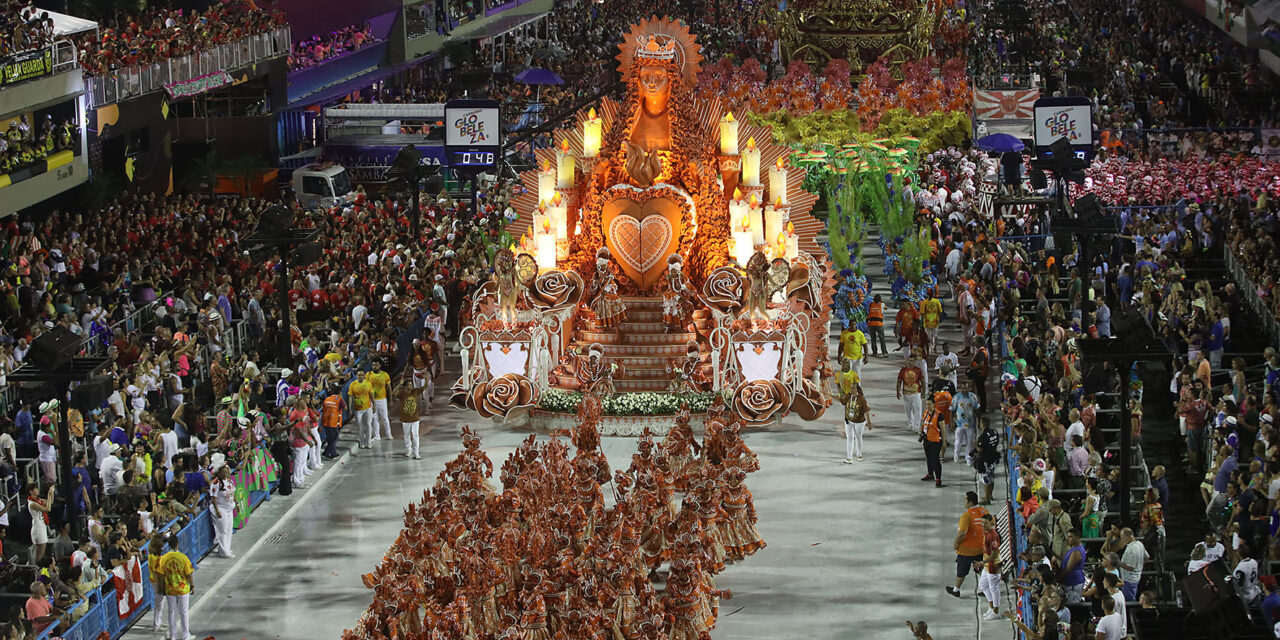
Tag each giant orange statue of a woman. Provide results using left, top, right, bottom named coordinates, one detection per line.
left=570, top=18, right=728, bottom=291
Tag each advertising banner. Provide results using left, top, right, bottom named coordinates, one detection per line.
left=974, top=89, right=1039, bottom=120
left=1034, top=102, right=1093, bottom=147
left=1, top=47, right=53, bottom=86
left=1260, top=128, right=1280, bottom=158
left=164, top=70, right=233, bottom=99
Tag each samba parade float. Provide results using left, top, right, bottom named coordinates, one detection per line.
left=777, top=0, right=941, bottom=75
left=450, top=17, right=836, bottom=436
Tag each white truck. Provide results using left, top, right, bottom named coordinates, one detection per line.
left=291, top=162, right=355, bottom=209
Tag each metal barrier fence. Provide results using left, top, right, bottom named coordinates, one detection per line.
left=1007, top=423, right=1033, bottom=637
left=1224, top=248, right=1280, bottom=350
left=86, top=27, right=290, bottom=107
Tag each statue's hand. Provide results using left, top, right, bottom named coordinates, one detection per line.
left=624, top=142, right=659, bottom=188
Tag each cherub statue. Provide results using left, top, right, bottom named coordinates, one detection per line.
left=493, top=249, right=537, bottom=325
left=661, top=254, right=693, bottom=332
left=666, top=341, right=706, bottom=394
left=576, top=343, right=616, bottom=398
left=586, top=247, right=627, bottom=331
left=743, top=251, right=789, bottom=326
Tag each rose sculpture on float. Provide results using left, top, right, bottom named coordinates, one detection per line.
left=471, top=373, right=539, bottom=419
left=788, top=378, right=829, bottom=420
left=732, top=379, right=792, bottom=425
left=463, top=373, right=539, bottom=420
left=701, top=265, right=746, bottom=315
left=527, top=269, right=585, bottom=312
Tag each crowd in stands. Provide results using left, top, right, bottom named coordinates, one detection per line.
left=1030, top=0, right=1277, bottom=132
left=964, top=2, right=1280, bottom=637
left=0, top=167, right=515, bottom=635
left=287, top=23, right=378, bottom=72
left=75, top=1, right=285, bottom=76
left=0, top=116, right=78, bottom=176
left=884, top=126, right=1278, bottom=637
left=0, top=1, right=52, bottom=58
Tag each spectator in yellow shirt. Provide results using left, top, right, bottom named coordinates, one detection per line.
left=367, top=361, right=392, bottom=442
left=839, top=326, right=868, bottom=377
left=836, top=358, right=861, bottom=403
left=158, top=530, right=194, bottom=640
left=348, top=370, right=374, bottom=449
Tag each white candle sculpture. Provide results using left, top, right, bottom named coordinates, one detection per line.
left=555, top=138, right=575, bottom=188
left=764, top=196, right=785, bottom=247
left=748, top=193, right=764, bottom=246
left=549, top=192, right=568, bottom=240
left=768, top=155, right=789, bottom=205
left=728, top=188, right=748, bottom=230
left=732, top=215, right=754, bottom=266
left=741, top=136, right=761, bottom=186
left=582, top=108, right=602, bottom=158
left=536, top=216, right=556, bottom=270
left=719, top=112, right=739, bottom=156
left=537, top=160, right=556, bottom=206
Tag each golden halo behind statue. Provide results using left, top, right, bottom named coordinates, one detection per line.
left=615, top=15, right=704, bottom=86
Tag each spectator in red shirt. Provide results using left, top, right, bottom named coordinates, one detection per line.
left=1181, top=391, right=1210, bottom=473
left=309, top=287, right=329, bottom=311
left=24, top=580, right=64, bottom=633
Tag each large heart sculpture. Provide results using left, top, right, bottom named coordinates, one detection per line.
left=600, top=185, right=687, bottom=291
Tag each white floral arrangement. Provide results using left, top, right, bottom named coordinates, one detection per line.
left=538, top=389, right=718, bottom=416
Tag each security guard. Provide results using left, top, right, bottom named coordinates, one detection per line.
left=58, top=122, right=74, bottom=150
left=867, top=294, right=886, bottom=357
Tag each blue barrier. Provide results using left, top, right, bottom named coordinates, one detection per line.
left=38, top=486, right=231, bottom=639
left=1007, top=423, right=1031, bottom=638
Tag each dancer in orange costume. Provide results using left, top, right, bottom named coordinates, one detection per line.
left=704, top=419, right=760, bottom=473
left=518, top=587, right=552, bottom=640
left=660, top=404, right=701, bottom=491
left=718, top=467, right=766, bottom=562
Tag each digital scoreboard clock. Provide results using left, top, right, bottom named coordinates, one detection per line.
left=449, top=150, right=497, bottom=166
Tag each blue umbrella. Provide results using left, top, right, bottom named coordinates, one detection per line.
left=513, top=68, right=564, bottom=86
left=976, top=133, right=1026, bottom=153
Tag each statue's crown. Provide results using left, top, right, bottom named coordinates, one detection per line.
left=635, top=34, right=677, bottom=62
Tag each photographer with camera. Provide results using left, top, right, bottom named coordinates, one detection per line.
left=921, top=405, right=945, bottom=488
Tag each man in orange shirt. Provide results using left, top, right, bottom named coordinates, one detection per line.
left=895, top=303, right=917, bottom=352
left=320, top=387, right=345, bottom=459
left=947, top=491, right=988, bottom=597
left=897, top=359, right=925, bottom=431
left=867, top=295, right=887, bottom=357
left=920, top=405, right=944, bottom=487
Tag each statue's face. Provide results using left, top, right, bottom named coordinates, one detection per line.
left=638, top=67, right=670, bottom=115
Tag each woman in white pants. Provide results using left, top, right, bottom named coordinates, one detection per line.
left=147, top=537, right=167, bottom=632
left=289, top=420, right=313, bottom=489
left=977, top=513, right=1003, bottom=620
left=843, top=384, right=872, bottom=463
left=210, top=466, right=236, bottom=558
